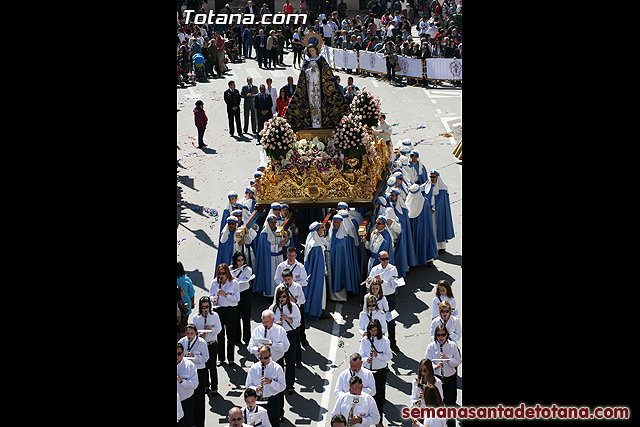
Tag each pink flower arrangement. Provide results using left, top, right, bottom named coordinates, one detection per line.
left=333, top=113, right=370, bottom=160
left=350, top=88, right=382, bottom=128
left=259, top=117, right=296, bottom=160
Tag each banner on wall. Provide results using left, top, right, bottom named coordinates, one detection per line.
left=425, top=58, right=463, bottom=80
left=333, top=48, right=359, bottom=70
left=358, top=51, right=387, bottom=74
left=396, top=56, right=423, bottom=78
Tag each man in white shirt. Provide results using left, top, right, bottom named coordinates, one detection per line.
left=273, top=264, right=307, bottom=367
left=330, top=376, right=380, bottom=426
left=322, top=19, right=334, bottom=46
left=177, top=342, right=199, bottom=427
left=429, top=301, right=461, bottom=343
left=246, top=345, right=286, bottom=427
left=248, top=309, right=290, bottom=363
left=178, top=324, right=210, bottom=427
left=334, top=353, right=377, bottom=399
left=367, top=251, right=400, bottom=353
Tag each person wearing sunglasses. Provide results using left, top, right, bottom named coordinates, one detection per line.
left=358, top=294, right=388, bottom=336
left=424, top=324, right=461, bottom=427
left=209, top=263, right=240, bottom=365
left=362, top=215, right=395, bottom=275
left=191, top=296, right=222, bottom=395
left=232, top=251, right=254, bottom=346
left=273, top=267, right=307, bottom=368
left=271, top=287, right=301, bottom=394
left=254, top=214, right=290, bottom=297
left=429, top=301, right=461, bottom=343
left=245, top=345, right=286, bottom=427
left=177, top=342, right=199, bottom=427
left=358, top=319, right=392, bottom=427
left=409, top=358, right=443, bottom=408
left=367, top=250, right=400, bottom=353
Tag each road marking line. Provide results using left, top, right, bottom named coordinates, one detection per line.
left=317, top=303, right=344, bottom=425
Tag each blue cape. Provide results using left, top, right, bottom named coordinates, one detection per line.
left=253, top=230, right=278, bottom=295
left=329, top=233, right=359, bottom=294
left=410, top=196, right=439, bottom=264
left=303, top=245, right=326, bottom=320
left=214, top=232, right=235, bottom=272
left=432, top=190, right=455, bottom=242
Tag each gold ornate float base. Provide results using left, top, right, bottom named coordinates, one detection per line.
left=255, top=129, right=391, bottom=207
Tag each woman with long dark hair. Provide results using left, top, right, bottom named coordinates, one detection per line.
left=359, top=319, right=392, bottom=427
left=209, top=263, right=240, bottom=364
left=232, top=251, right=254, bottom=345
left=271, top=286, right=301, bottom=394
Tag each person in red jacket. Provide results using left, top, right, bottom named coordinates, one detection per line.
left=283, top=0, right=294, bottom=14
left=193, top=100, right=208, bottom=149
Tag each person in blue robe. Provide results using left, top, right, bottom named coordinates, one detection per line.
left=327, top=215, right=359, bottom=302
left=408, top=150, right=428, bottom=185
left=302, top=222, right=329, bottom=320
left=389, top=188, right=418, bottom=273
left=405, top=183, right=439, bottom=265
left=219, top=191, right=240, bottom=238
left=253, top=214, right=289, bottom=296
left=278, top=203, right=300, bottom=261
left=363, top=215, right=395, bottom=274
left=424, top=170, right=455, bottom=252
left=337, top=209, right=364, bottom=287
left=215, top=216, right=238, bottom=271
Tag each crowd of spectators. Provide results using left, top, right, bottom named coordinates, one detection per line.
left=177, top=0, right=461, bottom=86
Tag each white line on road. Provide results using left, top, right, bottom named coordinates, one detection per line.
left=317, top=303, right=344, bottom=425
left=245, top=67, right=263, bottom=79
left=371, top=79, right=379, bottom=87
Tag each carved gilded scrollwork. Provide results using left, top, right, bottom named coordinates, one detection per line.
left=255, top=129, right=390, bottom=205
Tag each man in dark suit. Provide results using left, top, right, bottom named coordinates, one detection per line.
left=255, top=84, right=273, bottom=143
left=224, top=80, right=243, bottom=137
left=244, top=0, right=259, bottom=17
left=280, top=76, right=297, bottom=98
left=344, top=85, right=356, bottom=104
left=240, top=76, right=259, bottom=134
left=254, top=29, right=267, bottom=69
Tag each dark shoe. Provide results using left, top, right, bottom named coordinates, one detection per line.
left=287, top=389, right=294, bottom=395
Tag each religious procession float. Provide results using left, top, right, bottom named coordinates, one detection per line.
left=253, top=34, right=391, bottom=210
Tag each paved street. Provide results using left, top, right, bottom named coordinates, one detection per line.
left=177, top=46, right=462, bottom=426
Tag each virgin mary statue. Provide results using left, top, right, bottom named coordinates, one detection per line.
left=283, top=43, right=350, bottom=131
